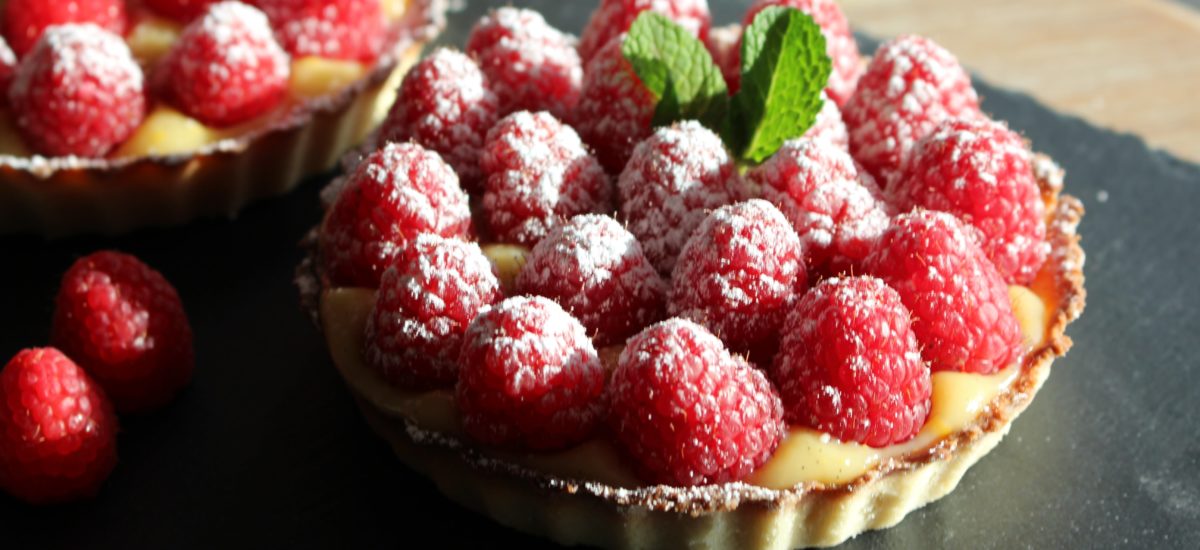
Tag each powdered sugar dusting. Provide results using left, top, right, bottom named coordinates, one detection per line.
left=466, top=7, right=582, bottom=117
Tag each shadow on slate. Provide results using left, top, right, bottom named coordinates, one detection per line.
left=0, top=1, right=1198, bottom=548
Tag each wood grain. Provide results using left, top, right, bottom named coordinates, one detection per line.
left=839, top=0, right=1200, bottom=163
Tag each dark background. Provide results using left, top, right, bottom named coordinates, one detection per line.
left=1, top=1, right=1198, bottom=548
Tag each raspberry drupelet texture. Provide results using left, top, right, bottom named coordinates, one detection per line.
left=320, top=142, right=473, bottom=288
left=516, top=214, right=667, bottom=346
left=843, top=34, right=982, bottom=184
left=8, top=24, right=145, bottom=158
left=748, top=138, right=891, bottom=273
left=0, top=348, right=118, bottom=504
left=577, top=0, right=711, bottom=63
left=2, top=0, right=127, bottom=57
left=735, top=0, right=861, bottom=105
left=366, top=234, right=503, bottom=390
left=145, top=0, right=219, bottom=22
left=480, top=111, right=612, bottom=246
left=866, top=210, right=1024, bottom=374
left=164, top=2, right=290, bottom=128
left=466, top=7, right=583, bottom=119
left=807, top=94, right=851, bottom=151
left=771, top=276, right=931, bottom=447
left=52, top=251, right=194, bottom=413
left=889, top=117, right=1048, bottom=284
left=668, top=199, right=807, bottom=354
left=572, top=36, right=657, bottom=174
left=380, top=48, right=500, bottom=189
left=609, top=319, right=784, bottom=486
left=254, top=0, right=386, bottom=61
left=618, top=121, right=748, bottom=275
left=456, top=296, right=606, bottom=451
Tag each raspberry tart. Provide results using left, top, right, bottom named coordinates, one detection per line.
left=0, top=0, right=446, bottom=236
left=298, top=2, right=1086, bottom=547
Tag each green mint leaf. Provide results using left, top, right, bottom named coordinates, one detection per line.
left=622, top=12, right=729, bottom=131
left=729, top=6, right=832, bottom=163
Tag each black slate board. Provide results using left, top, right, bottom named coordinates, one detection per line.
left=1, top=1, right=1198, bottom=548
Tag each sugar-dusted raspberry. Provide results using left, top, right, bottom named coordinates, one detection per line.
left=466, top=7, right=583, bottom=118
left=163, top=2, right=290, bottom=128
left=748, top=138, right=891, bottom=273
left=844, top=35, right=982, bottom=183
left=609, top=319, right=784, bottom=486
left=0, top=348, right=118, bottom=504
left=705, top=23, right=741, bottom=90
left=380, top=48, right=500, bottom=189
left=320, top=142, right=473, bottom=288
left=889, top=117, right=1048, bottom=284
left=0, top=36, right=14, bottom=104
left=2, top=0, right=126, bottom=57
left=145, top=0, right=219, bottom=22
left=866, top=210, right=1024, bottom=374
left=8, top=25, right=144, bottom=158
left=618, top=121, right=747, bottom=275
left=578, top=0, right=711, bottom=63
left=51, top=251, right=194, bottom=413
left=771, top=276, right=931, bottom=447
left=807, top=94, right=850, bottom=151
left=517, top=214, right=666, bottom=346
left=668, top=200, right=806, bottom=353
left=572, top=36, right=657, bottom=174
left=366, top=235, right=503, bottom=390
left=456, top=296, right=606, bottom=451
left=480, top=111, right=611, bottom=246
left=736, top=0, right=862, bottom=105
left=254, top=0, right=386, bottom=61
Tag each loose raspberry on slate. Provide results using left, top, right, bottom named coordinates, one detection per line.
left=843, top=34, right=982, bottom=183
left=466, top=7, right=583, bottom=118
left=480, top=111, right=612, bottom=246
left=163, top=2, right=290, bottom=128
left=771, top=276, right=931, bottom=447
left=380, top=48, right=500, bottom=189
left=320, top=142, right=473, bottom=288
left=865, top=210, right=1024, bottom=374
left=0, top=348, right=118, bottom=504
left=254, top=0, right=386, bottom=61
left=669, top=199, right=806, bottom=354
left=516, top=214, right=666, bottom=346
left=888, top=117, right=1048, bottom=284
left=8, top=24, right=145, bottom=158
left=456, top=296, right=606, bottom=451
left=609, top=319, right=784, bottom=486
left=748, top=138, right=891, bottom=273
left=577, top=0, right=711, bottom=63
left=366, top=234, right=503, bottom=390
left=618, top=121, right=747, bottom=275
left=2, top=0, right=127, bottom=57
left=52, top=251, right=194, bottom=413
left=572, top=35, right=657, bottom=174
left=145, top=0, right=219, bottom=22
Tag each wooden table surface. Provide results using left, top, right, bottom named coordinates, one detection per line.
left=839, top=0, right=1200, bottom=163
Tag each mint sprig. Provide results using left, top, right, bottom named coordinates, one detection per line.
left=621, top=12, right=729, bottom=131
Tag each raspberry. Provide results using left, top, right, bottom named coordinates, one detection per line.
left=2, top=0, right=126, bottom=57
left=145, top=0, right=219, bottom=22
left=748, top=138, right=891, bottom=273
left=254, top=0, right=386, bottom=61
left=843, top=35, right=982, bottom=183
left=456, top=296, right=606, bottom=451
left=771, top=276, right=931, bottom=447
left=480, top=111, right=612, bottom=246
left=163, top=2, right=290, bottom=128
left=365, top=235, right=503, bottom=390
left=380, top=48, right=500, bottom=189
left=704, top=23, right=741, bottom=90
left=577, top=0, right=711, bottom=63
left=51, top=251, right=194, bottom=413
left=0, top=348, right=118, bottom=504
left=465, top=7, right=583, bottom=119
left=516, top=214, right=666, bottom=346
left=617, top=121, right=747, bottom=275
left=8, top=24, right=145, bottom=158
left=668, top=200, right=806, bottom=354
left=865, top=210, right=1024, bottom=374
left=888, top=117, right=1048, bottom=284
left=807, top=94, right=850, bottom=151
left=572, top=35, right=657, bottom=174
left=0, top=36, right=14, bottom=104
left=609, top=319, right=784, bottom=486
left=320, top=142, right=473, bottom=288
